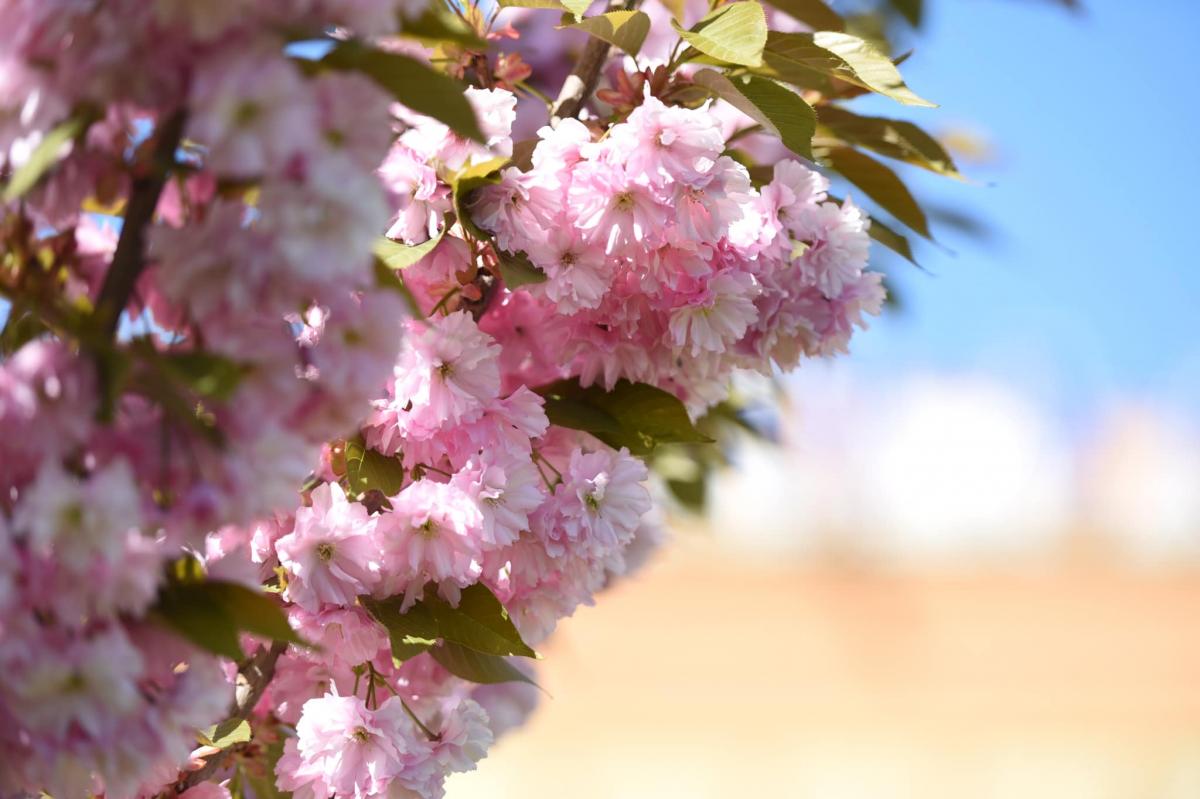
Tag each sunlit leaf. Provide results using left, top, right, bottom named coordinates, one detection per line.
left=762, top=0, right=844, bottom=30
left=693, top=69, right=815, bottom=159
left=867, top=215, right=920, bottom=266
left=451, top=157, right=509, bottom=239
left=430, top=642, right=536, bottom=685
left=343, top=436, right=405, bottom=496
left=425, top=583, right=537, bottom=658
left=537, top=379, right=713, bottom=454
left=495, top=248, right=547, bottom=288
left=823, top=146, right=931, bottom=238
left=374, top=226, right=445, bottom=271
left=759, top=31, right=935, bottom=107
left=320, top=41, right=484, bottom=142
left=675, top=2, right=768, bottom=67
left=201, top=719, right=252, bottom=750
left=817, top=106, right=961, bottom=178
left=151, top=569, right=304, bottom=659
left=399, top=7, right=486, bottom=47
left=562, top=11, right=652, bottom=57
left=3, top=111, right=96, bottom=202
left=890, top=0, right=924, bottom=27
left=361, top=595, right=440, bottom=661
left=499, top=0, right=588, bottom=18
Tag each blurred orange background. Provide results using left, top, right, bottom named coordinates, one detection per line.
left=450, top=372, right=1200, bottom=799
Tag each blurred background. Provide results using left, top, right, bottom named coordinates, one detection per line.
left=453, top=0, right=1200, bottom=796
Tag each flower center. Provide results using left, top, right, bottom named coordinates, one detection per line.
left=416, top=519, right=439, bottom=540
left=614, top=192, right=635, bottom=212
left=316, top=542, right=335, bottom=561
left=351, top=726, right=371, bottom=742
left=59, top=502, right=85, bottom=529
left=233, top=100, right=260, bottom=126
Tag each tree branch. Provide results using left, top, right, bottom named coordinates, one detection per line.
left=93, top=109, right=186, bottom=339
left=172, top=640, right=289, bottom=793
left=550, top=0, right=641, bottom=122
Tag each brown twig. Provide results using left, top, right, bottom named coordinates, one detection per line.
left=93, top=109, right=186, bottom=339
left=549, top=0, right=642, bottom=122
left=172, top=640, right=289, bottom=794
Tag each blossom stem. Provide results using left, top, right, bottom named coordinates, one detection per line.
left=429, top=286, right=461, bottom=317
left=171, top=640, right=288, bottom=794
left=416, top=462, right=454, bottom=478
left=550, top=0, right=643, bottom=122
left=373, top=668, right=441, bottom=742
left=366, top=661, right=379, bottom=709
left=516, top=80, right=554, bottom=109
left=532, top=450, right=563, bottom=490
left=93, top=109, right=186, bottom=339
left=399, top=697, right=441, bottom=742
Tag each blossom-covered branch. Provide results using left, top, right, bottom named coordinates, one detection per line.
left=0, top=0, right=952, bottom=796
left=550, top=0, right=643, bottom=121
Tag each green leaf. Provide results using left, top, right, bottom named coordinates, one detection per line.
left=674, top=2, right=768, bottom=68
left=320, top=41, right=484, bottom=143
left=823, top=146, right=931, bottom=238
left=759, top=31, right=935, bottom=107
left=497, top=0, right=591, bottom=17
left=451, top=157, right=510, bottom=239
left=3, top=111, right=96, bottom=202
left=762, top=0, right=843, bottom=30
left=537, top=379, right=713, bottom=455
left=430, top=641, right=536, bottom=685
left=495, top=248, right=547, bottom=288
left=201, top=719, right=252, bottom=750
left=343, top=436, right=406, bottom=496
left=817, top=106, right=961, bottom=179
left=562, top=10, right=652, bottom=57
left=693, top=69, right=815, bottom=159
left=374, top=227, right=446, bottom=271
left=561, top=0, right=592, bottom=19
left=150, top=592, right=243, bottom=660
left=151, top=575, right=304, bottom=660
left=361, top=595, right=440, bottom=661
left=666, top=475, right=707, bottom=512
left=398, top=7, right=486, bottom=47
left=890, top=0, right=924, bottom=27
left=425, top=583, right=537, bottom=658
left=0, top=304, right=50, bottom=356
left=541, top=393, right=622, bottom=434
left=866, top=214, right=921, bottom=266
left=158, top=351, right=250, bottom=402
left=207, top=582, right=305, bottom=646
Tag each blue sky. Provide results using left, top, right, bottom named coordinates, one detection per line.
left=842, top=0, right=1200, bottom=427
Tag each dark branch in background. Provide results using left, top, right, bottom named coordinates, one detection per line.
left=93, top=109, right=186, bottom=339
left=550, top=0, right=641, bottom=121
left=173, top=640, right=289, bottom=794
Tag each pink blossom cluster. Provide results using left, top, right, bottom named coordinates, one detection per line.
left=0, top=3, right=887, bottom=797
left=468, top=91, right=885, bottom=412
left=253, top=89, right=661, bottom=798
left=0, top=1, right=419, bottom=796
left=249, top=83, right=881, bottom=799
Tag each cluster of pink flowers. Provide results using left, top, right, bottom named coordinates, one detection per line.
left=0, top=1, right=415, bottom=796
left=0, top=1, right=886, bottom=796
left=469, top=91, right=884, bottom=412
